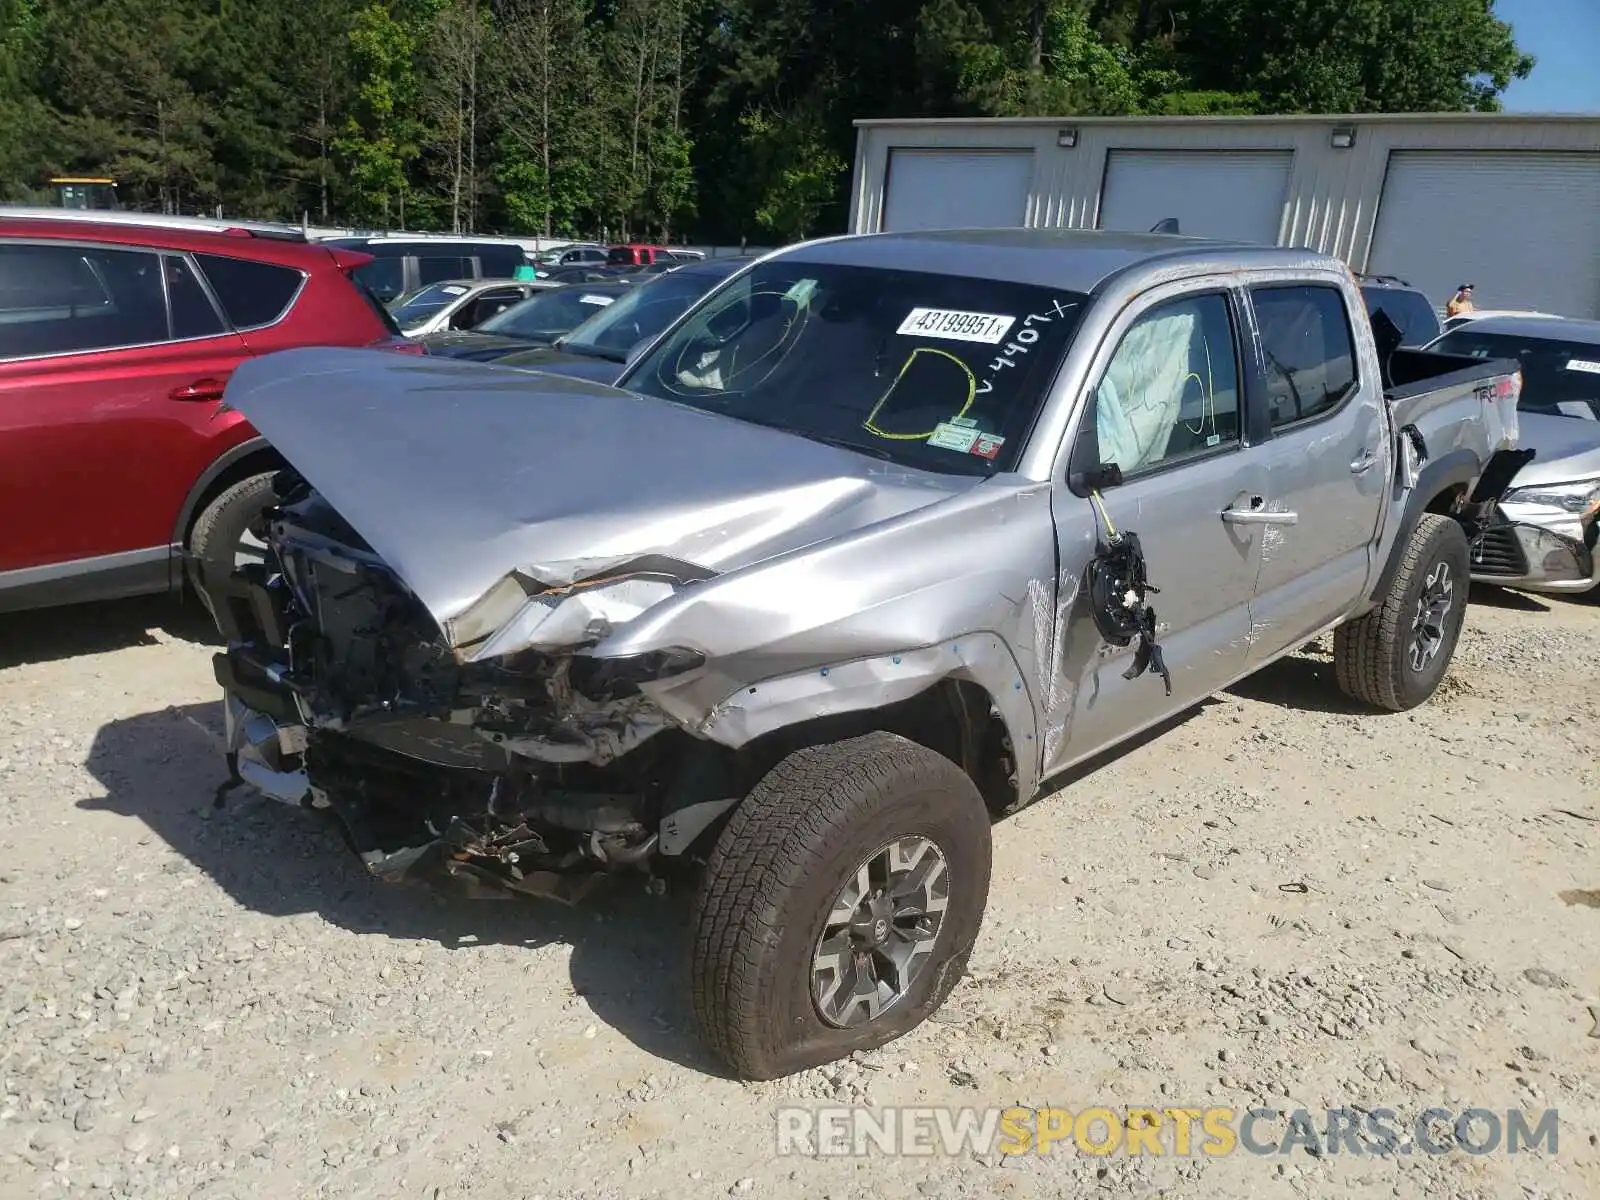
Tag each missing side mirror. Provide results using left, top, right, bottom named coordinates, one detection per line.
left=1071, top=462, right=1123, bottom=493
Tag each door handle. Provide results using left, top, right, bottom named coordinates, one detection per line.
left=1222, top=496, right=1299, bottom=526
left=1350, top=447, right=1378, bottom=474
left=169, top=378, right=227, bottom=402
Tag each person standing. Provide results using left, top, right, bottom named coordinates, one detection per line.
left=1447, top=283, right=1476, bottom=319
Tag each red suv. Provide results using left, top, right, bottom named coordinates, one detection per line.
left=0, top=213, right=407, bottom=614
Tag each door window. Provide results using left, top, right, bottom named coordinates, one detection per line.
left=0, top=243, right=167, bottom=359
left=1093, top=293, right=1241, bottom=477
left=1252, top=285, right=1359, bottom=428
left=466, top=287, right=526, bottom=326
left=164, top=255, right=226, bottom=340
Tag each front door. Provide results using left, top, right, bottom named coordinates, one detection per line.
left=1045, top=287, right=1264, bottom=776
left=1242, top=282, right=1387, bottom=660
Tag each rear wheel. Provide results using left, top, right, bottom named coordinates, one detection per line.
left=1334, top=514, right=1470, bottom=711
left=690, top=732, right=991, bottom=1080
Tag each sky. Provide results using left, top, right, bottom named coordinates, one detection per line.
left=1496, top=0, right=1600, bottom=112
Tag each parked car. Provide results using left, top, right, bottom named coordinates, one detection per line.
left=419, top=280, right=636, bottom=361
left=321, top=236, right=529, bottom=304
left=1441, top=308, right=1565, bottom=333
left=534, top=243, right=608, bottom=268
left=212, top=229, right=1522, bottom=1080
left=495, top=256, right=757, bottom=383
left=0, top=212, right=410, bottom=615
left=387, top=278, right=548, bottom=337
left=606, top=243, right=677, bottom=267
left=537, top=265, right=629, bottom=285
left=1424, top=315, right=1600, bottom=593
left=1357, top=275, right=1441, bottom=348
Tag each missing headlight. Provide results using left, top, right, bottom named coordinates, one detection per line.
left=569, top=647, right=707, bottom=702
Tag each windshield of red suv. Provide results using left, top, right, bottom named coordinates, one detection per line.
left=622, top=260, right=1088, bottom=475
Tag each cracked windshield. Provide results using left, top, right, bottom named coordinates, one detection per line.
left=626, top=261, right=1088, bottom=473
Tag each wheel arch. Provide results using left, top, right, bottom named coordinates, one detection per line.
left=1368, top=448, right=1481, bottom=604
left=662, top=671, right=1029, bottom=860
left=172, top=437, right=287, bottom=546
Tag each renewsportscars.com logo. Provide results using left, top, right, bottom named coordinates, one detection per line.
left=775, top=1105, right=1561, bottom=1159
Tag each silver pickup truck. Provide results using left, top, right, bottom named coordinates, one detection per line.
left=209, top=230, right=1524, bottom=1080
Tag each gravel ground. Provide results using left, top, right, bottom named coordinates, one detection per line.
left=1, top=588, right=1597, bottom=1200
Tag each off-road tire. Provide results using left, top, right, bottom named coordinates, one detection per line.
left=188, top=472, right=279, bottom=620
left=1334, top=514, right=1470, bottom=711
left=690, top=732, right=991, bottom=1080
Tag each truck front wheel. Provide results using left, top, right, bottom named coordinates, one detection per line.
left=690, top=732, right=991, bottom=1080
left=1334, top=513, right=1471, bottom=711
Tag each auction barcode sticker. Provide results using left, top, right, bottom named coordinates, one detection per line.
left=897, top=307, right=1016, bottom=344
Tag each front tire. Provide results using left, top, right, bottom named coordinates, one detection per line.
left=690, top=732, right=991, bottom=1080
left=1334, top=513, right=1470, bottom=711
left=187, top=472, right=279, bottom=621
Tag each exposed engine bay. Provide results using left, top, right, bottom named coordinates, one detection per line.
left=212, top=471, right=741, bottom=904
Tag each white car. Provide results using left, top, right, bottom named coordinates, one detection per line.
left=388, top=278, right=549, bottom=337
left=1425, top=315, right=1600, bottom=593
left=1441, top=308, right=1564, bottom=334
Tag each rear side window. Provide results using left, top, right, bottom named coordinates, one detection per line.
left=418, top=256, right=473, bottom=284
left=351, top=258, right=405, bottom=303
left=1361, top=287, right=1440, bottom=347
left=1252, top=285, right=1359, bottom=428
left=194, top=254, right=303, bottom=329
left=476, top=247, right=524, bottom=276
left=0, top=243, right=168, bottom=360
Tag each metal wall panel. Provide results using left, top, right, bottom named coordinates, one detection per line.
left=1096, top=149, right=1294, bottom=243
left=880, top=149, right=1035, bottom=232
left=1368, top=151, right=1600, bottom=317
left=849, top=115, right=1600, bottom=315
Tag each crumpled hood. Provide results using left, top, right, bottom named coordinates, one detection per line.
left=224, top=347, right=979, bottom=649
left=1511, top=411, right=1600, bottom=487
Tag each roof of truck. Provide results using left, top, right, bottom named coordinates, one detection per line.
left=783, top=228, right=1339, bottom=295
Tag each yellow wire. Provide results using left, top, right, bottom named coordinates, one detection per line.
left=861, top=347, right=977, bottom=441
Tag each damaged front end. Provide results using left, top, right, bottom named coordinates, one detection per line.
left=212, top=474, right=715, bottom=903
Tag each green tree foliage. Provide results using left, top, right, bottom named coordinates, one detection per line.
left=0, top=0, right=1533, bottom=238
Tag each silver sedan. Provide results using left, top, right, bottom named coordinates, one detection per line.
left=1425, top=315, right=1600, bottom=594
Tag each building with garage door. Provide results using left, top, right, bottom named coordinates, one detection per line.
left=848, top=113, right=1600, bottom=318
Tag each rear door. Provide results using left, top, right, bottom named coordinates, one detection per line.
left=1243, top=281, right=1387, bottom=660
left=0, top=242, right=248, bottom=576
left=1048, top=283, right=1264, bottom=772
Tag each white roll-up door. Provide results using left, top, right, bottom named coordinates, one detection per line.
left=1097, top=150, right=1293, bottom=244
left=1368, top=151, right=1600, bottom=319
left=881, top=150, right=1034, bottom=232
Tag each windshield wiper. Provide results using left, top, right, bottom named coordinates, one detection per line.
left=553, top=338, right=628, bottom=363
left=752, top=424, right=896, bottom=462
